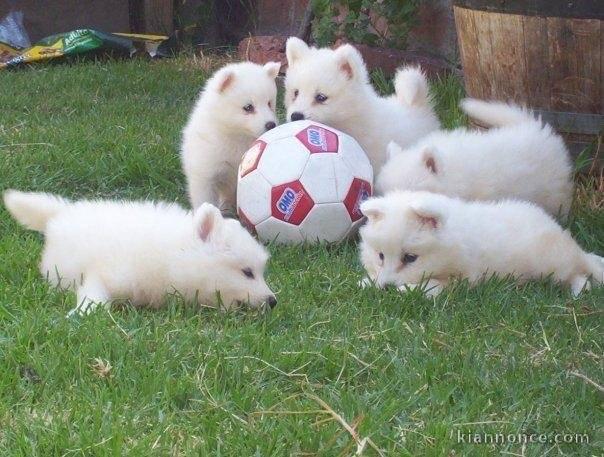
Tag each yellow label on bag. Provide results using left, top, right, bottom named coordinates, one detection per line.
left=113, top=33, right=168, bottom=42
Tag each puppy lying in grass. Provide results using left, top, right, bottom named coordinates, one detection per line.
left=359, top=191, right=603, bottom=297
left=284, top=37, right=440, bottom=175
left=377, top=99, right=573, bottom=217
left=4, top=190, right=276, bottom=316
left=181, top=61, right=281, bottom=212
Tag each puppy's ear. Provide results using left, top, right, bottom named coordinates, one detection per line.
left=335, top=44, right=367, bottom=81
left=286, top=37, right=309, bottom=65
left=387, top=141, right=404, bottom=160
left=214, top=69, right=235, bottom=93
left=409, top=199, right=444, bottom=230
left=264, top=61, right=281, bottom=79
left=360, top=198, right=385, bottom=224
left=421, top=147, right=438, bottom=174
left=194, top=203, right=223, bottom=242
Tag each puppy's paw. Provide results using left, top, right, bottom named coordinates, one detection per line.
left=424, top=283, right=443, bottom=297
left=358, top=277, right=374, bottom=289
left=397, top=283, right=418, bottom=294
left=66, top=298, right=105, bottom=318
left=66, top=306, right=86, bottom=318
left=570, top=275, right=590, bottom=298
left=398, top=280, right=443, bottom=297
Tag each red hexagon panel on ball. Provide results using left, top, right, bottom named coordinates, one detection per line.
left=239, top=140, right=267, bottom=178
left=295, top=124, right=339, bottom=153
left=271, top=180, right=315, bottom=225
left=344, top=178, right=372, bottom=222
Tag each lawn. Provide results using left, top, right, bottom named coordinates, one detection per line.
left=0, top=56, right=602, bottom=456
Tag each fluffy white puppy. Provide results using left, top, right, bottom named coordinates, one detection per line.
left=359, top=191, right=603, bottom=297
left=284, top=37, right=440, bottom=175
left=4, top=190, right=277, bottom=316
left=377, top=99, right=573, bottom=216
left=181, top=61, right=281, bottom=212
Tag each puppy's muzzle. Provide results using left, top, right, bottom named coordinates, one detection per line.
left=266, top=295, right=277, bottom=309
left=290, top=112, right=305, bottom=122
left=236, top=296, right=277, bottom=310
left=265, top=121, right=276, bottom=131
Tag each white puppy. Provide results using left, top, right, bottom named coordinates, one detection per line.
left=4, top=190, right=276, bottom=316
left=359, top=191, right=603, bottom=297
left=181, top=61, right=281, bottom=212
left=377, top=99, right=573, bottom=217
left=284, top=37, right=440, bottom=175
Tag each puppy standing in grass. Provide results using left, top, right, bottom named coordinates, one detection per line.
left=284, top=37, right=440, bottom=175
left=4, top=190, right=277, bottom=316
left=359, top=191, right=603, bottom=297
left=181, top=61, right=281, bottom=212
left=377, top=99, right=573, bottom=217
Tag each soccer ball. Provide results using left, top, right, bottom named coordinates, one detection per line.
left=237, top=120, right=373, bottom=243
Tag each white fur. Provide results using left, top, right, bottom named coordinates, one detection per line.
left=377, top=99, right=573, bottom=217
left=461, top=98, right=532, bottom=127
left=4, top=190, right=276, bottom=316
left=393, top=66, right=431, bottom=108
left=359, top=191, right=603, bottom=297
left=284, top=38, right=440, bottom=175
left=181, top=61, right=280, bottom=211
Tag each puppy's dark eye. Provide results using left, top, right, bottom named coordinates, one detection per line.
left=378, top=252, right=384, bottom=261
left=242, top=267, right=255, bottom=279
left=293, top=89, right=299, bottom=99
left=315, top=93, right=328, bottom=103
left=402, top=253, right=418, bottom=265
left=243, top=104, right=255, bottom=113
left=268, top=101, right=272, bottom=109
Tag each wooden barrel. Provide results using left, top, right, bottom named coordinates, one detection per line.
left=453, top=0, right=603, bottom=164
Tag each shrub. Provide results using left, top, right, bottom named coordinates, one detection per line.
left=311, top=0, right=419, bottom=49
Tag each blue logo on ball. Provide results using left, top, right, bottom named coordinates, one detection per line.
left=307, top=127, right=327, bottom=150
left=277, top=187, right=302, bottom=220
left=359, top=188, right=370, bottom=202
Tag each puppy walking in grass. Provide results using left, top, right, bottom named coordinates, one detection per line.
left=181, top=61, right=281, bottom=212
left=284, top=38, right=440, bottom=175
left=4, top=190, right=277, bottom=316
left=377, top=99, right=574, bottom=217
left=359, top=191, right=603, bottom=297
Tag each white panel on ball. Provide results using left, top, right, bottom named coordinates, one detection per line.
left=299, top=154, right=339, bottom=204
left=333, top=155, right=355, bottom=201
left=339, top=135, right=373, bottom=183
left=258, top=137, right=310, bottom=185
left=236, top=169, right=273, bottom=225
left=256, top=217, right=305, bottom=244
left=299, top=203, right=351, bottom=242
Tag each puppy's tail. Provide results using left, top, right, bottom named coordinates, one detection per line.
left=585, top=253, right=604, bottom=285
left=394, top=66, right=431, bottom=108
left=3, top=190, right=70, bottom=232
left=461, top=98, right=537, bottom=127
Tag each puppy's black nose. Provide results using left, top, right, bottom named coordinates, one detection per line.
left=265, top=121, right=276, bottom=131
left=290, top=112, right=305, bottom=122
left=267, top=296, right=277, bottom=309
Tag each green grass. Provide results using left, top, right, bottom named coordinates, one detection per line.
left=1, top=56, right=602, bottom=456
